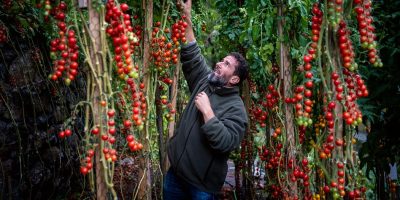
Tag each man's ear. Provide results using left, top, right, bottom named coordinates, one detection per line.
left=229, top=75, right=240, bottom=85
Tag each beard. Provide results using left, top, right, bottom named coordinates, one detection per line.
left=208, top=72, right=228, bottom=87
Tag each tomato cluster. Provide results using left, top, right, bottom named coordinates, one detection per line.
left=80, top=149, right=94, bottom=175
left=108, top=85, right=146, bottom=149
left=319, top=132, right=335, bottom=160
left=258, top=144, right=285, bottom=199
left=268, top=184, right=284, bottom=199
left=327, top=0, right=343, bottom=27
left=102, top=1, right=146, bottom=156
left=0, top=24, right=7, bottom=43
left=293, top=85, right=313, bottom=125
left=126, top=134, right=143, bottom=152
left=249, top=1, right=376, bottom=198
left=150, top=16, right=188, bottom=101
left=105, top=1, right=141, bottom=79
left=319, top=161, right=368, bottom=199
left=337, top=21, right=357, bottom=71
left=80, top=149, right=95, bottom=175
left=310, top=3, right=323, bottom=45
left=149, top=14, right=188, bottom=130
left=341, top=69, right=367, bottom=125
left=42, top=0, right=53, bottom=21
left=264, top=84, right=280, bottom=109
left=158, top=94, right=176, bottom=122
left=334, top=162, right=346, bottom=196
left=251, top=106, right=268, bottom=128
left=150, top=18, right=187, bottom=72
left=58, top=128, right=72, bottom=138
left=47, top=2, right=79, bottom=85
left=250, top=84, right=279, bottom=128
left=291, top=3, right=322, bottom=133
left=290, top=159, right=311, bottom=192
left=292, top=84, right=313, bottom=144
left=354, top=0, right=382, bottom=67
left=258, top=143, right=283, bottom=170
left=347, top=187, right=365, bottom=199
left=258, top=142, right=312, bottom=198
left=125, top=79, right=147, bottom=129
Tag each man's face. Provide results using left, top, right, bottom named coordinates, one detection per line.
left=208, top=55, right=239, bottom=87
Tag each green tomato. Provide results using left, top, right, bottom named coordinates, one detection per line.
left=361, top=42, right=369, bottom=49
left=333, top=192, right=340, bottom=199
left=129, top=71, right=139, bottom=79
left=138, top=124, right=144, bottom=131
left=368, top=42, right=376, bottom=50
left=352, top=63, right=358, bottom=70
left=297, top=118, right=304, bottom=126
left=64, top=78, right=71, bottom=86
left=50, top=52, right=57, bottom=60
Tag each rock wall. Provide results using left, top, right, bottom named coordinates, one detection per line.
left=0, top=30, right=88, bottom=199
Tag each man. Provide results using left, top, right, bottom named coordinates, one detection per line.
left=164, top=0, right=249, bottom=199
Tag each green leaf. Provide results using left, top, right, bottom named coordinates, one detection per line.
left=261, top=44, right=274, bottom=55
left=228, top=33, right=235, bottom=40
left=252, top=25, right=260, bottom=42
left=264, top=17, right=273, bottom=39
left=261, top=0, right=266, bottom=7
left=239, top=32, right=246, bottom=44
left=290, top=48, right=301, bottom=60
left=264, top=60, right=272, bottom=73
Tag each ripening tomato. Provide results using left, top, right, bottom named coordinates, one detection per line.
left=91, top=127, right=100, bottom=135
left=64, top=129, right=72, bottom=137
left=87, top=149, right=95, bottom=157
left=319, top=152, right=327, bottom=159
left=335, top=139, right=344, bottom=146
left=337, top=162, right=344, bottom=168
left=302, top=158, right=308, bottom=166
left=80, top=166, right=88, bottom=175
left=338, top=170, right=345, bottom=177
left=120, top=3, right=129, bottom=12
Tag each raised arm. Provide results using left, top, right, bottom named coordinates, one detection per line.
left=180, top=0, right=195, bottom=43
left=178, top=0, right=210, bottom=92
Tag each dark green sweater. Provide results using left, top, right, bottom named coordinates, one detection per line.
left=167, top=42, right=248, bottom=193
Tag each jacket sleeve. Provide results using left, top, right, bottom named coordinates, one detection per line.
left=200, top=105, right=248, bottom=153
left=180, top=42, right=211, bottom=93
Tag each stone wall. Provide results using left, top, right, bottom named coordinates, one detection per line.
left=0, top=30, right=88, bottom=199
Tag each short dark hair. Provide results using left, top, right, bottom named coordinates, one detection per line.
left=229, top=52, right=248, bottom=85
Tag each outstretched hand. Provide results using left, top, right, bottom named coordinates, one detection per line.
left=178, top=0, right=192, bottom=18
left=183, top=0, right=192, bottom=18
left=176, top=0, right=196, bottom=44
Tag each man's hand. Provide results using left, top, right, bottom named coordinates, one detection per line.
left=177, top=0, right=195, bottom=43
left=195, top=92, right=215, bottom=122
left=181, top=0, right=192, bottom=19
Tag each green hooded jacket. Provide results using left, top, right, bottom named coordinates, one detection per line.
left=167, top=42, right=248, bottom=193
